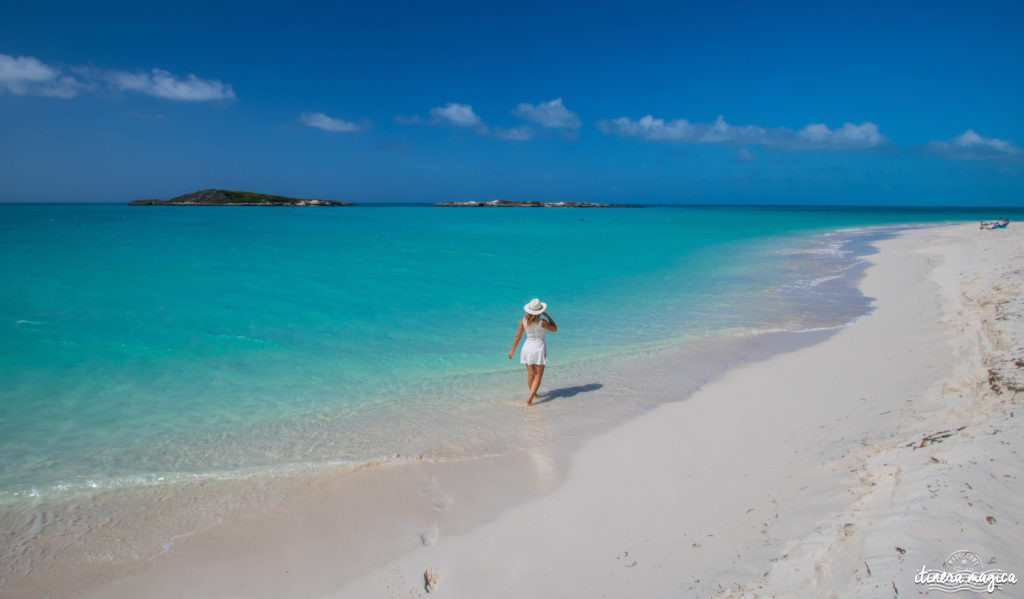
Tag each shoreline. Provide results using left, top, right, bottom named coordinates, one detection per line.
left=1, top=225, right=881, bottom=598
left=0, top=309, right=855, bottom=598
left=5, top=222, right=1022, bottom=597
left=0, top=224, right=876, bottom=507
left=326, top=222, right=1022, bottom=598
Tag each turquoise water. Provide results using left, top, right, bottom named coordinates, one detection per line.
left=1, top=204, right=1020, bottom=501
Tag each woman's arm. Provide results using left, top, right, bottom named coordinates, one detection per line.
left=508, top=319, right=525, bottom=358
left=541, top=312, right=557, bottom=332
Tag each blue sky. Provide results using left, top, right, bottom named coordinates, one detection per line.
left=1, top=0, right=1022, bottom=205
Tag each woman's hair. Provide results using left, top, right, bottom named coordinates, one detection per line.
left=524, top=313, right=541, bottom=326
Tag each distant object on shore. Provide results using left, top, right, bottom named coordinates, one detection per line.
left=129, top=189, right=351, bottom=206
left=431, top=199, right=645, bottom=208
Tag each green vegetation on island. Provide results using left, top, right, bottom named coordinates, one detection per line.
left=129, top=189, right=351, bottom=206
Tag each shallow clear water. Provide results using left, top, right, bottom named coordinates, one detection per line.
left=0, top=204, right=1019, bottom=502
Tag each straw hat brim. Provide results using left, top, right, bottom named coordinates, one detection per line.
left=523, top=299, right=547, bottom=315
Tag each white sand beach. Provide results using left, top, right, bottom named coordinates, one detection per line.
left=12, top=222, right=1022, bottom=598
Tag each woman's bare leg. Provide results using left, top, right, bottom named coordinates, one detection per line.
left=527, top=364, right=545, bottom=405
left=525, top=365, right=539, bottom=404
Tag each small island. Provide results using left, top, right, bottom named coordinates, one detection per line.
left=129, top=189, right=351, bottom=206
left=431, top=200, right=644, bottom=208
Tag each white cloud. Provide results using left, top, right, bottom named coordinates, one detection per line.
left=0, top=54, right=81, bottom=97
left=596, top=114, right=887, bottom=151
left=735, top=148, right=757, bottom=161
left=0, top=54, right=237, bottom=102
left=512, top=98, right=580, bottom=129
left=106, top=68, right=235, bottom=101
left=925, top=130, right=1022, bottom=161
left=495, top=125, right=533, bottom=141
left=430, top=102, right=487, bottom=133
left=796, top=122, right=885, bottom=149
left=301, top=112, right=367, bottom=132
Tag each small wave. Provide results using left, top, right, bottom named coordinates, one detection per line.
left=725, top=323, right=850, bottom=338
left=784, top=274, right=844, bottom=289
left=0, top=449, right=481, bottom=509
left=0, top=469, right=293, bottom=507
left=149, top=526, right=210, bottom=561
left=775, top=243, right=850, bottom=257
left=212, top=334, right=273, bottom=344
left=15, top=319, right=44, bottom=326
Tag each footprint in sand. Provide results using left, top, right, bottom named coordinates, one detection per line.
left=419, top=524, right=439, bottom=546
left=419, top=475, right=453, bottom=513
left=424, top=569, right=439, bottom=593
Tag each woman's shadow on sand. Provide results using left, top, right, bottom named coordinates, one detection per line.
left=533, top=383, right=603, bottom=405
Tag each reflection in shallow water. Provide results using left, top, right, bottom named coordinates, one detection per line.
left=522, top=404, right=558, bottom=492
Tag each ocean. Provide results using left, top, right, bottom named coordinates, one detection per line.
left=0, top=204, right=1019, bottom=507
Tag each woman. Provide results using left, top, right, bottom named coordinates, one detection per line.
left=508, top=298, right=558, bottom=405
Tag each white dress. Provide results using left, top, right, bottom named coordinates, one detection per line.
left=520, top=318, right=547, bottom=365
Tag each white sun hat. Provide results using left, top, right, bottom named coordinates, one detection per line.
left=524, top=298, right=547, bottom=315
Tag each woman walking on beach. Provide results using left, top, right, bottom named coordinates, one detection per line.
left=508, top=298, right=557, bottom=405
